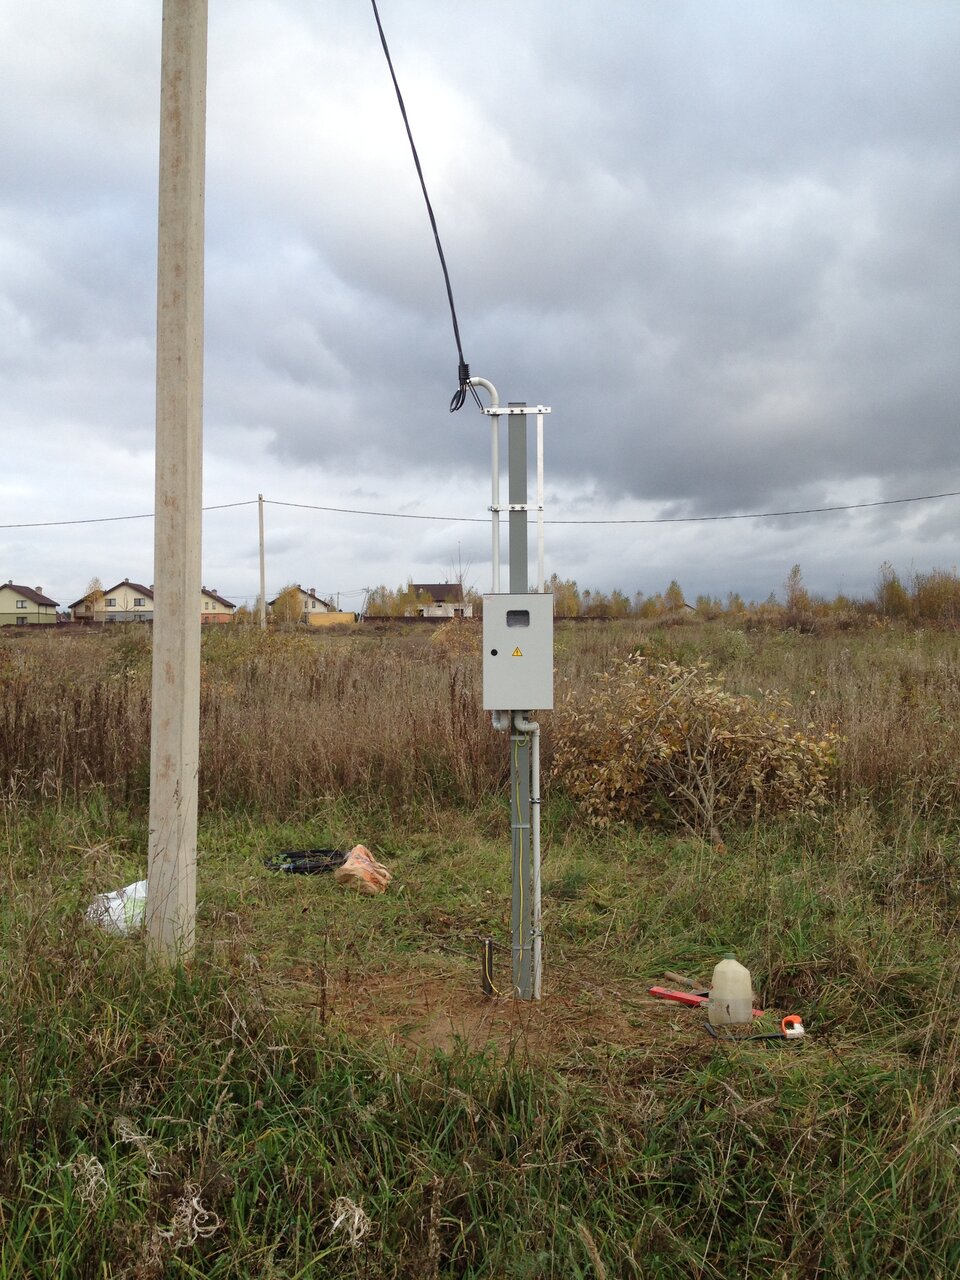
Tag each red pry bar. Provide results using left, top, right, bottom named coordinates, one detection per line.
left=648, top=987, right=765, bottom=1018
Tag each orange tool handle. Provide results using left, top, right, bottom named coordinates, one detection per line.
left=649, top=987, right=766, bottom=1017
left=649, top=986, right=708, bottom=1007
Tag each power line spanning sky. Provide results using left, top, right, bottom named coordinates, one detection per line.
left=1, top=1, right=958, bottom=607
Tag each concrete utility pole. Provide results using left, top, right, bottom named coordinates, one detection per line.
left=146, top=0, right=208, bottom=963
left=258, top=493, right=267, bottom=630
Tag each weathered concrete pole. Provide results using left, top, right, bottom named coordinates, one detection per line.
left=258, top=494, right=267, bottom=630
left=146, top=0, right=208, bottom=963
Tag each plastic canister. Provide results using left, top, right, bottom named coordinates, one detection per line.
left=708, top=955, right=753, bottom=1026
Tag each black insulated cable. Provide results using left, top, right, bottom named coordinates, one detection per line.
left=370, top=0, right=482, bottom=413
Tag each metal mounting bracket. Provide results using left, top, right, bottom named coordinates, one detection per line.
left=481, top=405, right=552, bottom=416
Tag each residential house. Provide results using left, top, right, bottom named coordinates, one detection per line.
left=408, top=583, right=473, bottom=619
left=70, top=580, right=154, bottom=624
left=268, top=585, right=335, bottom=626
left=0, top=581, right=59, bottom=626
left=201, top=587, right=236, bottom=624
left=71, top=580, right=238, bottom=625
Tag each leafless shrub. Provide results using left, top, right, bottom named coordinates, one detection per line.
left=552, top=656, right=839, bottom=834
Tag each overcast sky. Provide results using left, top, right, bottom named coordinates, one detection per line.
left=2, top=0, right=958, bottom=610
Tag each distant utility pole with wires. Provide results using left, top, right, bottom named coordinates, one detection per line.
left=146, top=0, right=208, bottom=963
left=258, top=493, right=267, bottom=630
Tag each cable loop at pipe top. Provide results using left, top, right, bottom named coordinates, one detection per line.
left=449, top=361, right=471, bottom=412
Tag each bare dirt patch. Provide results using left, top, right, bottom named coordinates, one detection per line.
left=274, top=954, right=717, bottom=1063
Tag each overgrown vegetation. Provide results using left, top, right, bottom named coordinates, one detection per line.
left=5, top=613, right=960, bottom=820
left=553, top=656, right=839, bottom=834
left=0, top=626, right=503, bottom=817
left=2, top=618, right=960, bottom=1275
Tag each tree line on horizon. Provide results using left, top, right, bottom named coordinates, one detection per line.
left=362, top=563, right=960, bottom=625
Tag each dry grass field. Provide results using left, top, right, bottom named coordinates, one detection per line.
left=2, top=618, right=959, bottom=1277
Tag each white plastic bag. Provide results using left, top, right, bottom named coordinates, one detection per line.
left=85, top=879, right=148, bottom=935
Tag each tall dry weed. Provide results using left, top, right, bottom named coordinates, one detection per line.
left=4, top=621, right=960, bottom=818
left=0, top=628, right=503, bottom=816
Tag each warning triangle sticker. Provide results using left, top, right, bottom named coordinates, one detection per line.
left=512, top=647, right=523, bottom=657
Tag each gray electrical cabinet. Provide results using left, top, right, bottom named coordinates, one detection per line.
left=482, top=593, right=554, bottom=710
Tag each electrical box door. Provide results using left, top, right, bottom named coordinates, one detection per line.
left=482, top=593, right=554, bottom=710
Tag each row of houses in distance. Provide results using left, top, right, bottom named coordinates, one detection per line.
left=0, top=579, right=345, bottom=628
left=0, top=578, right=240, bottom=626
left=1, top=579, right=470, bottom=628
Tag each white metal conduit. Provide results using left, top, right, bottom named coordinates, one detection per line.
left=468, top=375, right=550, bottom=1000
left=513, top=710, right=542, bottom=1000
left=467, top=377, right=550, bottom=594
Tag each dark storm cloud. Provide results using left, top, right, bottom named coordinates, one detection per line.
left=201, top=0, right=958, bottom=525
left=2, top=0, right=959, bottom=602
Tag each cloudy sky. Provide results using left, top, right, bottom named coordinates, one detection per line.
left=2, top=0, right=958, bottom=611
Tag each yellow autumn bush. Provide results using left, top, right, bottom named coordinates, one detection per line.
left=429, top=617, right=481, bottom=658
left=552, top=656, right=839, bottom=832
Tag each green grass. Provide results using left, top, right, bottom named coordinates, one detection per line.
left=2, top=792, right=960, bottom=1277
left=4, top=620, right=960, bottom=1275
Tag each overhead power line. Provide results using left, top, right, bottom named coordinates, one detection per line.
left=266, top=489, right=960, bottom=525
left=0, top=500, right=256, bottom=530
left=2, top=488, right=959, bottom=532
left=266, top=499, right=477, bottom=522
left=548, top=489, right=960, bottom=524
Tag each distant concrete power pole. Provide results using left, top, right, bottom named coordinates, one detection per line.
left=146, top=0, right=208, bottom=963
left=258, top=493, right=267, bottom=630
